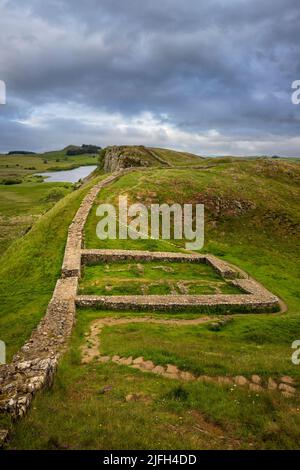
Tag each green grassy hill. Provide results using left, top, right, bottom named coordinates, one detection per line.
left=1, top=150, right=300, bottom=449
left=102, top=145, right=203, bottom=170
left=149, top=147, right=204, bottom=166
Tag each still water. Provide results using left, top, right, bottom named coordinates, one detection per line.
left=36, top=165, right=97, bottom=183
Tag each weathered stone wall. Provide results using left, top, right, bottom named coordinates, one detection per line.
left=143, top=148, right=171, bottom=167
left=82, top=249, right=240, bottom=279
left=0, top=171, right=128, bottom=423
left=81, top=248, right=207, bottom=265
left=62, top=172, right=127, bottom=278
left=78, top=248, right=280, bottom=313
left=76, top=292, right=279, bottom=313
left=0, top=276, right=77, bottom=418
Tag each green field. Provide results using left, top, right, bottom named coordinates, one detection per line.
left=0, top=151, right=98, bottom=183
left=0, top=182, right=74, bottom=255
left=79, top=261, right=241, bottom=296
left=0, top=149, right=100, bottom=255
left=1, top=149, right=300, bottom=449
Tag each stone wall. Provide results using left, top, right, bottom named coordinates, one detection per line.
left=82, top=249, right=239, bottom=279
left=142, top=148, right=171, bottom=167
left=81, top=248, right=207, bottom=265
left=62, top=172, right=126, bottom=278
left=78, top=248, right=280, bottom=313
left=0, top=276, right=77, bottom=418
left=76, top=293, right=279, bottom=313
left=0, top=171, right=128, bottom=422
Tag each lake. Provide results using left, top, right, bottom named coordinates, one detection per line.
left=36, top=165, right=97, bottom=183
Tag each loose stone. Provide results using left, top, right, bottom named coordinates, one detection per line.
left=280, top=376, right=294, bottom=385
left=251, top=375, right=261, bottom=384
left=140, top=360, right=155, bottom=371
left=234, top=376, right=248, bottom=386
left=152, top=365, right=165, bottom=375
left=133, top=357, right=144, bottom=365
left=217, top=376, right=233, bottom=385
left=268, top=378, right=277, bottom=390
left=279, top=383, right=296, bottom=394
left=99, top=356, right=110, bottom=363
left=166, top=364, right=179, bottom=374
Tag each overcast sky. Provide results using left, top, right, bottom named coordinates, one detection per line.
left=0, top=0, right=300, bottom=155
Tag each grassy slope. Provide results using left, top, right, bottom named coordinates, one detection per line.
left=0, top=174, right=106, bottom=360
left=0, top=182, right=73, bottom=217
left=100, top=316, right=300, bottom=378
left=0, top=182, right=73, bottom=256
left=150, top=147, right=204, bottom=166
left=3, top=155, right=300, bottom=449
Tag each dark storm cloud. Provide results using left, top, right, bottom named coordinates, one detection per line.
left=0, top=0, right=300, bottom=154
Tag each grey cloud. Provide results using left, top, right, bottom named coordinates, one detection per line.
left=0, top=0, right=300, bottom=155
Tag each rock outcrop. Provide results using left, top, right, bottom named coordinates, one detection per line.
left=103, top=146, right=170, bottom=172
left=104, top=146, right=149, bottom=172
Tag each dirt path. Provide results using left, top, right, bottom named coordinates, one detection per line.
left=81, top=315, right=214, bottom=363
left=81, top=316, right=297, bottom=398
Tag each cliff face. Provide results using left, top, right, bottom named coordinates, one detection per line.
left=104, top=146, right=151, bottom=172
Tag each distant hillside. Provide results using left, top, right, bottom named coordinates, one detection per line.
left=63, top=144, right=102, bottom=156
left=7, top=151, right=36, bottom=155
left=149, top=147, right=204, bottom=166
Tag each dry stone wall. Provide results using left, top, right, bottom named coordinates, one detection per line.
left=82, top=249, right=239, bottom=279
left=0, top=170, right=128, bottom=423
left=0, top=276, right=77, bottom=419
left=143, top=148, right=172, bottom=167
left=76, top=292, right=278, bottom=313
left=62, top=172, right=127, bottom=278
left=81, top=248, right=207, bottom=264
left=79, top=248, right=280, bottom=313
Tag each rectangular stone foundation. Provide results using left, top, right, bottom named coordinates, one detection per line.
left=78, top=249, right=280, bottom=314
left=81, top=249, right=238, bottom=279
